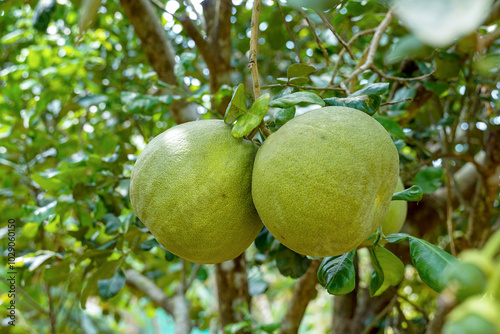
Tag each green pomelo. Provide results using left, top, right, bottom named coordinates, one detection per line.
left=130, top=120, right=263, bottom=264
left=252, top=107, right=400, bottom=257
left=362, top=177, right=407, bottom=246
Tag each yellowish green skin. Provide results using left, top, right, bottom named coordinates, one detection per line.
left=130, top=120, right=263, bottom=264
left=252, top=107, right=400, bottom=257
left=362, top=178, right=407, bottom=246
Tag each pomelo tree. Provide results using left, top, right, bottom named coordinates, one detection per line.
left=0, top=0, right=499, bottom=333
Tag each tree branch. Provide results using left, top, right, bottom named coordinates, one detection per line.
left=342, top=10, right=394, bottom=84
left=318, top=12, right=355, bottom=60
left=124, top=269, right=174, bottom=315
left=177, top=14, right=212, bottom=64
left=276, top=1, right=303, bottom=62
left=300, top=9, right=329, bottom=67
left=249, top=0, right=262, bottom=99
left=279, top=260, right=321, bottom=334
left=120, top=0, right=199, bottom=124
left=215, top=255, right=251, bottom=333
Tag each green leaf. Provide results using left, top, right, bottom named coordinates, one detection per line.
left=369, top=245, right=405, bottom=296
left=385, top=233, right=410, bottom=243
left=289, top=77, right=310, bottom=85
left=23, top=251, right=61, bottom=271
left=231, top=93, right=269, bottom=138
left=140, top=238, right=160, bottom=251
left=80, top=260, right=120, bottom=308
left=248, top=278, right=268, bottom=296
left=412, top=167, right=443, bottom=194
left=369, top=245, right=384, bottom=296
left=269, top=92, right=325, bottom=108
left=32, top=171, right=65, bottom=192
left=103, top=213, right=122, bottom=234
left=23, top=201, right=57, bottom=223
left=254, top=227, right=275, bottom=253
left=375, top=116, right=405, bottom=139
left=165, top=250, right=177, bottom=261
left=224, top=84, right=248, bottom=124
left=274, top=243, right=312, bottom=279
left=0, top=30, right=24, bottom=44
left=324, top=94, right=381, bottom=116
left=385, top=35, right=432, bottom=65
left=408, top=236, right=458, bottom=292
left=317, top=250, right=356, bottom=295
left=392, top=185, right=423, bottom=201
left=287, top=63, right=316, bottom=79
left=350, top=83, right=390, bottom=97
left=33, top=0, right=56, bottom=31
left=98, top=268, right=126, bottom=299
left=267, top=106, right=296, bottom=132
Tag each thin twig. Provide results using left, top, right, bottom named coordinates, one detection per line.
left=329, top=28, right=376, bottom=86
left=300, top=8, right=329, bottom=67
left=249, top=0, right=262, bottom=99
left=276, top=2, right=303, bottom=62
left=396, top=290, right=429, bottom=323
left=431, top=99, right=457, bottom=256
left=261, top=83, right=345, bottom=91
left=371, top=65, right=435, bottom=83
left=361, top=295, right=398, bottom=334
left=0, top=276, right=49, bottom=315
left=149, top=0, right=165, bottom=11
left=380, top=98, right=412, bottom=106
left=185, top=0, right=206, bottom=31
left=185, top=263, right=201, bottom=291
left=342, top=10, right=394, bottom=85
left=319, top=12, right=355, bottom=60
left=247, top=0, right=271, bottom=141
left=259, top=122, right=271, bottom=137
left=445, top=162, right=457, bottom=256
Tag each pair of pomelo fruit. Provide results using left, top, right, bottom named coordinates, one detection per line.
left=130, top=106, right=406, bottom=264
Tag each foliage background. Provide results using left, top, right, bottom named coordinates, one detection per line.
left=1, top=0, right=499, bottom=333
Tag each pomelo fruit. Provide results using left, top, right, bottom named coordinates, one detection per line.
left=252, top=107, right=400, bottom=257
left=130, top=120, right=263, bottom=264
left=362, top=177, right=407, bottom=245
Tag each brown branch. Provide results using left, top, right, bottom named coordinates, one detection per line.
left=279, top=260, right=321, bottom=334
left=124, top=269, right=174, bottom=314
left=395, top=290, right=429, bottom=324
left=121, top=0, right=178, bottom=87
left=329, top=28, right=376, bottom=86
left=262, top=83, right=345, bottom=91
left=177, top=14, right=212, bottom=63
left=249, top=0, right=262, bottom=99
left=319, top=12, right=355, bottom=60
left=380, top=97, right=412, bottom=106
left=185, top=0, right=206, bottom=31
left=301, top=9, right=329, bottom=67
left=120, top=0, right=199, bottom=124
left=371, top=65, right=435, bottom=83
left=215, top=255, right=251, bottom=332
left=360, top=295, right=397, bottom=334
left=342, top=10, right=394, bottom=84
left=425, top=290, right=457, bottom=334
left=485, top=0, right=500, bottom=24
left=276, top=2, right=303, bottom=62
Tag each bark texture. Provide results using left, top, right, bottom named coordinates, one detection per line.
left=279, top=260, right=322, bottom=334
left=215, top=255, right=251, bottom=333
